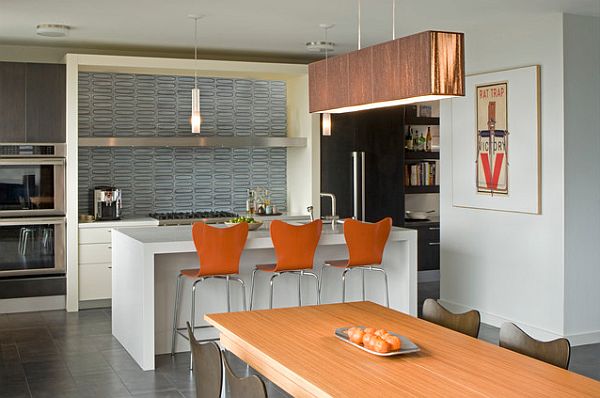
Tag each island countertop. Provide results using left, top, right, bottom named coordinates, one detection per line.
left=113, top=223, right=416, bottom=246
left=111, top=222, right=417, bottom=370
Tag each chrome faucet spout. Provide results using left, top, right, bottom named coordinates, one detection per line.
left=307, top=206, right=314, bottom=222
left=320, top=193, right=337, bottom=229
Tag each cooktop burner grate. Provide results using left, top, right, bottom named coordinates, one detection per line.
left=149, top=211, right=239, bottom=225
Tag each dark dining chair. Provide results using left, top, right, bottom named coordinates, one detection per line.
left=223, top=354, right=268, bottom=398
left=187, top=322, right=223, bottom=398
left=422, top=298, right=481, bottom=338
left=499, top=322, right=571, bottom=369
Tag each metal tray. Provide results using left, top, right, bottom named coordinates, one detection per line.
left=335, top=326, right=420, bottom=357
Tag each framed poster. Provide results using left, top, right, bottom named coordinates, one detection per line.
left=476, top=82, right=508, bottom=195
left=451, top=65, right=540, bottom=214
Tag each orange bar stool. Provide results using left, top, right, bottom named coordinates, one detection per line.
left=171, top=222, right=248, bottom=359
left=249, top=220, right=322, bottom=309
left=320, top=217, right=392, bottom=307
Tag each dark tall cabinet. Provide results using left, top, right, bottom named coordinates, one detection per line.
left=320, top=107, right=405, bottom=226
left=0, top=62, right=66, bottom=143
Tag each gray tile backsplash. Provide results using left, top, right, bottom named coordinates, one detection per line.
left=78, top=72, right=287, bottom=217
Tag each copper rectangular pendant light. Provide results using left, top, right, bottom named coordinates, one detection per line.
left=308, top=30, right=465, bottom=114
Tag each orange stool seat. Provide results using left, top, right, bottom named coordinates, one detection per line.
left=255, top=263, right=277, bottom=272
left=321, top=218, right=392, bottom=307
left=171, top=222, right=248, bottom=368
left=250, top=219, right=322, bottom=309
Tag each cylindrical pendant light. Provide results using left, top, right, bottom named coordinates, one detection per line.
left=189, top=15, right=202, bottom=134
left=322, top=113, right=332, bottom=136
left=321, top=24, right=334, bottom=136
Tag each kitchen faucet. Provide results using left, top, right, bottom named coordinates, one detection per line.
left=320, top=193, right=338, bottom=229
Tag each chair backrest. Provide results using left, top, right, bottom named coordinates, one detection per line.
left=422, top=299, right=481, bottom=338
left=192, top=222, right=248, bottom=276
left=499, top=322, right=571, bottom=369
left=344, top=217, right=392, bottom=266
left=186, top=322, right=222, bottom=398
left=270, top=219, right=323, bottom=271
left=223, top=353, right=267, bottom=398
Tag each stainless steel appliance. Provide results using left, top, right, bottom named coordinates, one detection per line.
left=149, top=211, right=239, bottom=226
left=0, top=144, right=66, bottom=278
left=0, top=216, right=66, bottom=277
left=352, top=151, right=366, bottom=221
left=320, top=108, right=404, bottom=226
left=0, top=144, right=65, bottom=217
left=93, top=186, right=122, bottom=221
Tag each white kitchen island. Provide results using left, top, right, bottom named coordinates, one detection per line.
left=111, top=223, right=417, bottom=370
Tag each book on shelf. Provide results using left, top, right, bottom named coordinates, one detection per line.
left=405, top=161, right=438, bottom=187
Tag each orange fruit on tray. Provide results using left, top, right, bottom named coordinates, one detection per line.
left=345, top=326, right=402, bottom=353
left=384, top=335, right=402, bottom=351
left=349, top=329, right=365, bottom=344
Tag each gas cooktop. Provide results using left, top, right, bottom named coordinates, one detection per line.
left=149, top=211, right=239, bottom=226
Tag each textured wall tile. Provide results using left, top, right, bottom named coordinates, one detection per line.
left=78, top=72, right=287, bottom=216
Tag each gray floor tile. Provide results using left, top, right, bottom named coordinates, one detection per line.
left=130, top=391, right=184, bottom=398
left=117, top=369, right=177, bottom=395
left=64, top=351, right=115, bottom=376
left=102, top=349, right=143, bottom=372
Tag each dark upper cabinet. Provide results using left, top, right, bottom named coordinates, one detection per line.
left=26, top=63, right=66, bottom=143
left=0, top=62, right=66, bottom=143
left=0, top=62, right=27, bottom=142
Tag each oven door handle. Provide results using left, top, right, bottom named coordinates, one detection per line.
left=0, top=158, right=65, bottom=166
left=0, top=216, right=65, bottom=226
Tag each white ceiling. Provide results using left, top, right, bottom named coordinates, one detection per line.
left=1, top=0, right=599, bottom=60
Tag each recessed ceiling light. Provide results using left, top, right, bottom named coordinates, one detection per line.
left=36, top=24, right=70, bottom=38
left=306, top=24, right=335, bottom=53
left=306, top=41, right=335, bottom=53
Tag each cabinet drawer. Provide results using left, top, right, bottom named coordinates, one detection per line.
left=79, top=243, right=112, bottom=264
left=79, top=228, right=112, bottom=244
left=79, top=263, right=111, bottom=301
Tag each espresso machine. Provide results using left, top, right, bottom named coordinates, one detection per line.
left=93, top=186, right=122, bottom=221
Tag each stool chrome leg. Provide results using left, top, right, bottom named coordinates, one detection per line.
left=190, top=278, right=204, bottom=369
left=171, top=274, right=183, bottom=356
left=361, top=269, right=366, bottom=301
left=341, top=268, right=351, bottom=303
left=303, top=271, right=320, bottom=305
left=318, top=264, right=328, bottom=302
left=237, top=278, right=248, bottom=311
left=249, top=267, right=259, bottom=310
left=226, top=275, right=231, bottom=312
left=298, top=271, right=302, bottom=306
left=268, top=273, right=279, bottom=309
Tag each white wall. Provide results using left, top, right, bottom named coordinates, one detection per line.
left=563, top=14, right=600, bottom=340
left=440, top=13, right=567, bottom=339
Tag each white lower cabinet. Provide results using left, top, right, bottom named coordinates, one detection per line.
left=79, top=262, right=112, bottom=300
left=79, top=228, right=113, bottom=301
left=78, top=218, right=158, bottom=302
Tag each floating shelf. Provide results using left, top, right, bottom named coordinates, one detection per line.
left=405, top=185, right=440, bottom=194
left=78, top=136, right=307, bottom=148
left=405, top=151, right=440, bottom=160
left=405, top=116, right=440, bottom=126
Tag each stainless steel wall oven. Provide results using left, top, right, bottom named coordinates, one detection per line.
left=0, top=144, right=66, bottom=277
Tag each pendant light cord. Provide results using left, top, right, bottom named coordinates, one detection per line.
left=357, top=0, right=361, bottom=50
left=392, top=0, right=396, bottom=40
left=194, top=17, right=198, bottom=89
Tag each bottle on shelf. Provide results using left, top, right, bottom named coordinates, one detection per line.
left=412, top=129, right=418, bottom=151
left=246, top=189, right=256, bottom=215
left=405, top=125, right=413, bottom=151
left=418, top=131, right=426, bottom=151
left=425, top=127, right=432, bottom=152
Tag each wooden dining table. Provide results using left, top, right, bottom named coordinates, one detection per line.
left=205, top=301, right=600, bottom=397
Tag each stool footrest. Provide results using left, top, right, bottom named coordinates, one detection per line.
left=175, top=325, right=216, bottom=340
